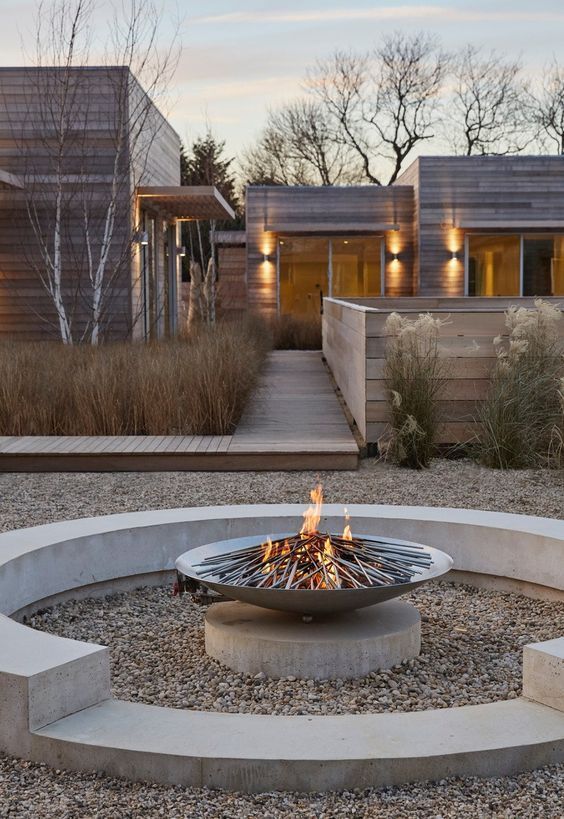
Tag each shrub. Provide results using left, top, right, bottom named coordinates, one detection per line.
left=383, top=312, right=447, bottom=469
left=478, top=300, right=563, bottom=469
left=0, top=318, right=270, bottom=436
left=270, top=314, right=322, bottom=350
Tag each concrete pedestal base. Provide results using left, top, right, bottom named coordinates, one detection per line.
left=204, top=599, right=421, bottom=680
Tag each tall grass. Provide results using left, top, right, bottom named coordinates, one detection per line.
left=383, top=312, right=447, bottom=469
left=270, top=314, right=322, bottom=350
left=478, top=300, right=563, bottom=469
left=0, top=319, right=270, bottom=436
left=548, top=377, right=564, bottom=466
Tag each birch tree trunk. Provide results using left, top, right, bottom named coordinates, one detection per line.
left=204, top=257, right=216, bottom=325
left=188, top=260, right=203, bottom=329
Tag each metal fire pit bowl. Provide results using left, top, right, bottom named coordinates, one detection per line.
left=176, top=533, right=453, bottom=615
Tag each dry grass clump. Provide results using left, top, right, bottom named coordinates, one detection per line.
left=383, top=312, right=447, bottom=469
left=270, top=314, right=322, bottom=350
left=0, top=319, right=269, bottom=436
left=478, top=300, right=563, bottom=469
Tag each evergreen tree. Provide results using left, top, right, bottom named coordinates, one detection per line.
left=180, top=131, right=243, bottom=285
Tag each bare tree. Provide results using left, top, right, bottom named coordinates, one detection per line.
left=241, top=120, right=315, bottom=186
left=19, top=0, right=179, bottom=344
left=242, top=99, right=361, bottom=186
left=449, top=45, right=533, bottom=156
left=308, top=33, right=448, bottom=185
left=534, top=59, right=564, bottom=154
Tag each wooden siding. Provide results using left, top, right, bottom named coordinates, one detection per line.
left=246, top=186, right=415, bottom=317
left=398, top=156, right=564, bottom=297
left=323, top=296, right=564, bottom=445
left=0, top=67, right=180, bottom=341
left=217, top=246, right=247, bottom=315
left=322, top=298, right=366, bottom=436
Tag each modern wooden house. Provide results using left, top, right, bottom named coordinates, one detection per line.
left=0, top=66, right=234, bottom=341
left=217, top=156, right=564, bottom=317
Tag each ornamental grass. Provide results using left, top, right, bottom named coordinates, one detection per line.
left=270, top=314, right=322, bottom=350
left=0, top=318, right=269, bottom=436
left=478, top=300, right=563, bottom=469
left=383, top=312, right=447, bottom=469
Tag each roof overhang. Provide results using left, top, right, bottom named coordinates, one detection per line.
left=215, top=230, right=246, bottom=246
left=456, top=220, right=564, bottom=230
left=264, top=222, right=399, bottom=234
left=137, top=186, right=235, bottom=221
left=0, top=169, right=24, bottom=190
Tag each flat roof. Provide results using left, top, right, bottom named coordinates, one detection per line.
left=215, top=230, right=246, bottom=245
left=137, top=186, right=235, bottom=221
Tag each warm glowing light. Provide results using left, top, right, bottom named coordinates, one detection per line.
left=259, top=484, right=358, bottom=590
left=300, top=483, right=324, bottom=534
left=343, top=507, right=352, bottom=540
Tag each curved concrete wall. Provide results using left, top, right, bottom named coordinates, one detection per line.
left=0, top=505, right=563, bottom=791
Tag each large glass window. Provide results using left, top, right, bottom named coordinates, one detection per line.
left=331, top=236, right=382, bottom=297
left=467, top=235, right=521, bottom=296
left=523, top=234, right=564, bottom=296
left=279, top=237, right=329, bottom=316
left=278, top=235, right=382, bottom=315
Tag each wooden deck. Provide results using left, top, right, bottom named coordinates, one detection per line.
left=0, top=352, right=359, bottom=472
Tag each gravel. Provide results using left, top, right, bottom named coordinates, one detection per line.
left=31, top=583, right=564, bottom=715
left=0, top=458, right=562, bottom=535
left=1, top=458, right=563, bottom=817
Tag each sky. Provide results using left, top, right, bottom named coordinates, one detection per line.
left=1, top=0, right=564, bottom=157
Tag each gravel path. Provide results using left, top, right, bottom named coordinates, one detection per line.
left=31, top=583, right=564, bottom=715
left=1, top=459, right=563, bottom=817
left=0, top=458, right=563, bottom=535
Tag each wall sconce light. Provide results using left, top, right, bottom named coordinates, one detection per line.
left=450, top=251, right=459, bottom=262
left=263, top=253, right=274, bottom=263
left=177, top=246, right=187, bottom=257
left=134, top=230, right=149, bottom=246
left=392, top=252, right=399, bottom=262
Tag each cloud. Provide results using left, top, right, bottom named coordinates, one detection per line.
left=191, top=5, right=564, bottom=26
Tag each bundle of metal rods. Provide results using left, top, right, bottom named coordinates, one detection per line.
left=192, top=534, right=433, bottom=591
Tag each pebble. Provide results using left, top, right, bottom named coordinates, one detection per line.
left=30, top=583, right=564, bottom=717
left=0, top=459, right=563, bottom=816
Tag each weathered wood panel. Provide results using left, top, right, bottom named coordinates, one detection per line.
left=246, top=186, right=415, bottom=317
left=217, top=246, right=247, bottom=315
left=399, top=156, right=564, bottom=297
left=322, top=299, right=367, bottom=438
left=323, top=296, right=564, bottom=446
left=0, top=67, right=179, bottom=341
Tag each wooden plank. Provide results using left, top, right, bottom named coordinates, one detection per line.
left=0, top=352, right=359, bottom=471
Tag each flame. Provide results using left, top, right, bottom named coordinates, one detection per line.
left=300, top=483, right=323, bottom=535
left=343, top=507, right=352, bottom=541
left=259, top=483, right=355, bottom=589
left=262, top=536, right=290, bottom=575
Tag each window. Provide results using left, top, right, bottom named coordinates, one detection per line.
left=467, top=233, right=564, bottom=297
left=278, top=235, right=382, bottom=315
left=279, top=237, right=329, bottom=316
left=523, top=234, right=564, bottom=296
left=331, top=237, right=382, bottom=298
left=467, top=235, right=520, bottom=296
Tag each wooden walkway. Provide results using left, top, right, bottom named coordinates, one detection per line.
left=0, top=352, right=359, bottom=472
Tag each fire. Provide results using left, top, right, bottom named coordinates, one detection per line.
left=343, top=507, right=352, bottom=541
left=300, top=483, right=324, bottom=535
left=258, top=483, right=355, bottom=589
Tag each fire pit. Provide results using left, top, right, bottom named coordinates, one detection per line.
left=175, top=488, right=453, bottom=680
left=176, top=485, right=452, bottom=616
